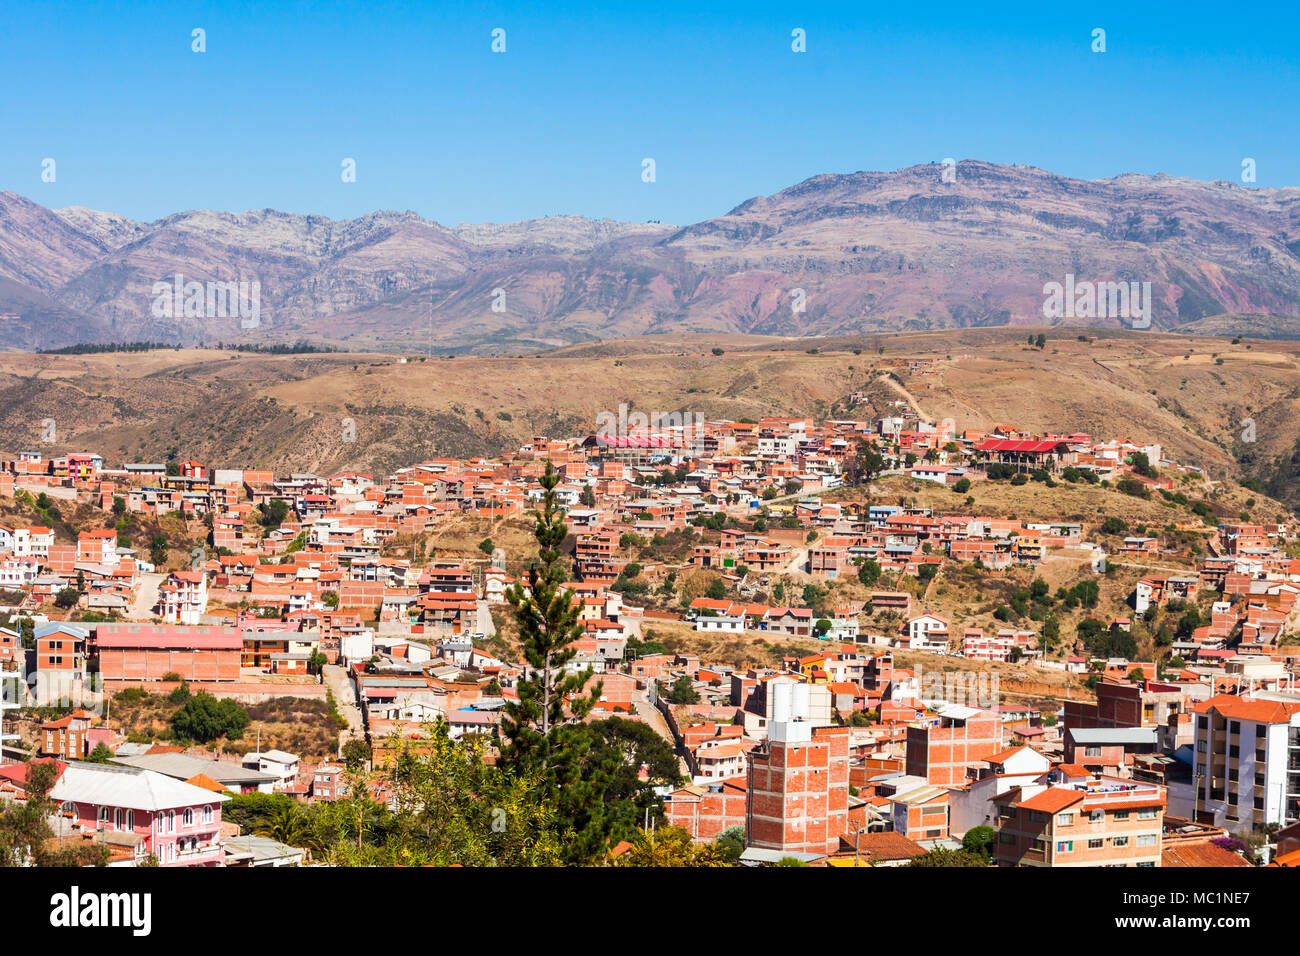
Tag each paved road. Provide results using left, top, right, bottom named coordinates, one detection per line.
left=477, top=600, right=496, bottom=637
left=634, top=694, right=672, bottom=739
left=128, top=572, right=165, bottom=620
left=323, top=664, right=365, bottom=752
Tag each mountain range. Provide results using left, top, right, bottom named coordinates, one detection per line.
left=4, top=160, right=1300, bottom=352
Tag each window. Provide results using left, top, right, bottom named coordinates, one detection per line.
left=1088, top=838, right=1104, bottom=849
left=115, top=808, right=124, bottom=830
left=1114, top=810, right=1130, bottom=820
left=1085, top=746, right=1102, bottom=758
left=126, top=810, right=134, bottom=830
left=183, top=808, right=194, bottom=827
left=1137, top=834, right=1157, bottom=847
left=1057, top=812, right=1074, bottom=826
left=167, top=810, right=175, bottom=833
left=202, top=805, right=213, bottom=825
left=1056, top=841, right=1073, bottom=853
left=1137, top=808, right=1158, bottom=819
left=1113, top=836, right=1129, bottom=847
left=1136, top=861, right=1155, bottom=867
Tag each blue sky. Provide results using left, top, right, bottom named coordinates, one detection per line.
left=3, top=1, right=1298, bottom=226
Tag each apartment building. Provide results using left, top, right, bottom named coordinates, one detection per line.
left=155, top=570, right=208, bottom=625
left=746, top=682, right=850, bottom=855
left=994, top=776, right=1166, bottom=867
left=1191, top=694, right=1300, bottom=834
left=905, top=704, right=1003, bottom=786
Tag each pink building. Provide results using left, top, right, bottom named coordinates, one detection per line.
left=42, top=761, right=229, bottom=866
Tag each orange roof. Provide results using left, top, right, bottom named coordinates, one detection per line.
left=1162, top=843, right=1252, bottom=868
left=184, top=773, right=227, bottom=793
left=1017, top=787, right=1084, bottom=814
left=984, top=745, right=1029, bottom=764
left=1055, top=763, right=1091, bottom=778
left=1193, top=694, right=1300, bottom=724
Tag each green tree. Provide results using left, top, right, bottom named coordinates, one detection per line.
left=259, top=498, right=290, bottom=529
left=666, top=675, right=700, bottom=704
left=962, top=825, right=995, bottom=862
left=86, top=742, right=115, bottom=763
left=170, top=692, right=250, bottom=743
left=906, top=846, right=987, bottom=867
left=858, top=559, right=882, bottom=587
left=851, top=441, right=887, bottom=485
left=1130, top=452, right=1157, bottom=478
left=499, top=461, right=606, bottom=862
left=614, top=825, right=730, bottom=867
left=341, top=738, right=372, bottom=771
left=715, top=825, right=747, bottom=862
left=148, top=532, right=169, bottom=567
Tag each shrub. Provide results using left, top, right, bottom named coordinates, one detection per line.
left=171, top=692, right=250, bottom=743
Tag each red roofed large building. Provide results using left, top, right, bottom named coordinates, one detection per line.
left=95, top=623, right=242, bottom=684
left=972, top=438, right=1071, bottom=472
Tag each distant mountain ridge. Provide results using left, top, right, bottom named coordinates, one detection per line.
left=3, top=160, right=1300, bottom=351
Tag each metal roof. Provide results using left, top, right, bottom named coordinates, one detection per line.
left=52, top=761, right=232, bottom=812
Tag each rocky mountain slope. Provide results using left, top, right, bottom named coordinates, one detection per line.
left=3, top=161, right=1300, bottom=351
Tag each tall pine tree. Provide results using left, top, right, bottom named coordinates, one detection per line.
left=500, top=460, right=612, bottom=860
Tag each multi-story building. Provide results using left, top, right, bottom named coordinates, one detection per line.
left=1191, top=694, right=1300, bottom=834
left=154, top=570, right=208, bottom=625
left=746, top=683, right=850, bottom=855
left=0, top=760, right=230, bottom=866
left=906, top=704, right=1003, bottom=786
left=994, top=776, right=1166, bottom=867
left=76, top=529, right=119, bottom=567
left=39, top=710, right=96, bottom=760
left=960, top=628, right=1015, bottom=662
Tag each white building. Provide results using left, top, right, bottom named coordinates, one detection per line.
left=1191, top=694, right=1300, bottom=834
left=154, top=571, right=207, bottom=626
left=242, top=750, right=301, bottom=790
left=907, top=613, right=950, bottom=654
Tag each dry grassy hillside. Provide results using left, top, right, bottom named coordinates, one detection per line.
left=2, top=329, right=1299, bottom=509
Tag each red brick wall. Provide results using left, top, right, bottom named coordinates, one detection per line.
left=98, top=647, right=241, bottom=682
left=906, top=716, right=1002, bottom=785
left=747, top=726, right=849, bottom=855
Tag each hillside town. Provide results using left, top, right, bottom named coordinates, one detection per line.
left=0, top=400, right=1298, bottom=869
